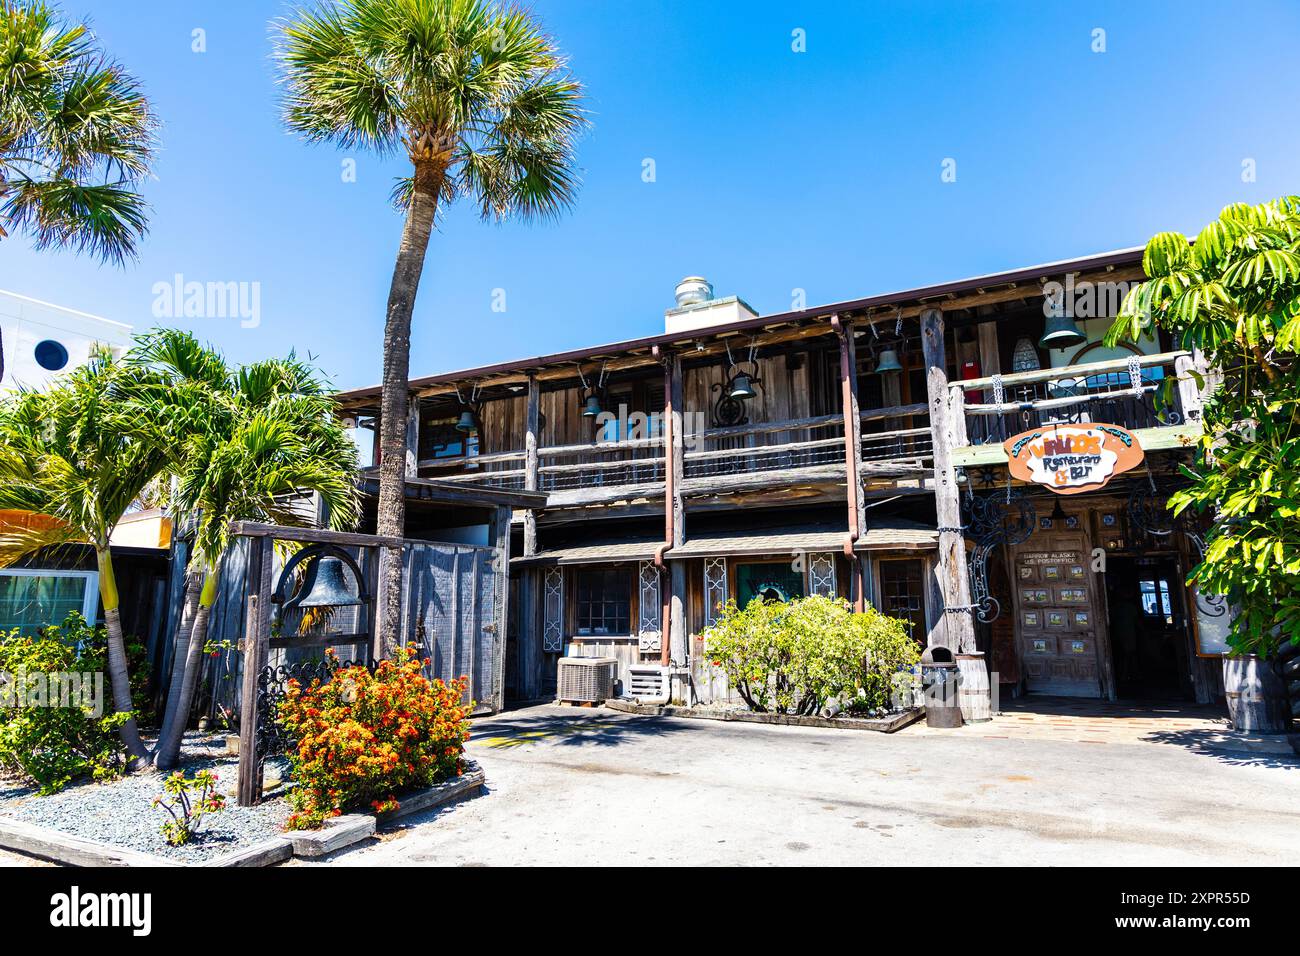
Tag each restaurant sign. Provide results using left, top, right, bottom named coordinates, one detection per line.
left=1004, top=423, right=1144, bottom=495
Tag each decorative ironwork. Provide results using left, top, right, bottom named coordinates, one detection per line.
left=703, top=558, right=727, bottom=627
left=542, top=567, right=564, bottom=652
left=637, top=560, right=661, bottom=653
left=808, top=553, right=836, bottom=597
left=255, top=655, right=378, bottom=761
left=963, top=487, right=1035, bottom=623
left=710, top=381, right=750, bottom=428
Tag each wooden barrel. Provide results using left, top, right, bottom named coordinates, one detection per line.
left=1223, top=655, right=1290, bottom=733
left=955, top=652, right=991, bottom=723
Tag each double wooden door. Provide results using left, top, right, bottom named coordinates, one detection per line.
left=1009, top=531, right=1105, bottom=697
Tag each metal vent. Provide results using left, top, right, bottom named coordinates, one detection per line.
left=627, top=664, right=670, bottom=704
left=556, top=657, right=618, bottom=704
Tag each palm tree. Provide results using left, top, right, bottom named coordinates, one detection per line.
left=274, top=0, right=585, bottom=649
left=129, top=331, right=360, bottom=768
left=0, top=353, right=172, bottom=760
left=0, top=0, right=156, bottom=384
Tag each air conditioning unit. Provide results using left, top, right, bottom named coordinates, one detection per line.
left=557, top=657, right=618, bottom=704
left=627, top=664, right=670, bottom=704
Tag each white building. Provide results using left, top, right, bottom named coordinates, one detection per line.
left=0, top=289, right=132, bottom=391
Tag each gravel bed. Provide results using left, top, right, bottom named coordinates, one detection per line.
left=0, top=734, right=292, bottom=863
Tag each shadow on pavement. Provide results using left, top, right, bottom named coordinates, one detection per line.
left=471, top=708, right=692, bottom=751
left=1144, top=727, right=1299, bottom=769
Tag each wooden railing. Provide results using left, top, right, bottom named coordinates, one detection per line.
left=948, top=350, right=1201, bottom=447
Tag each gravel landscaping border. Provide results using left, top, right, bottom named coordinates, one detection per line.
left=0, top=755, right=486, bottom=867
left=604, top=698, right=924, bottom=732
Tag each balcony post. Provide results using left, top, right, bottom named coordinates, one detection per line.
left=833, top=315, right=866, bottom=612
left=524, top=374, right=540, bottom=556
left=921, top=308, right=976, bottom=653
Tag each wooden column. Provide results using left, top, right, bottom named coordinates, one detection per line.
left=837, top=316, right=868, bottom=613
left=523, top=375, right=540, bottom=556
left=666, top=353, right=687, bottom=674
left=404, top=396, right=420, bottom=478
left=921, top=308, right=976, bottom=653
left=236, top=535, right=273, bottom=807
left=489, top=504, right=512, bottom=713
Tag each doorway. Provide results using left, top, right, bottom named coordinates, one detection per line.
left=1105, top=556, right=1193, bottom=700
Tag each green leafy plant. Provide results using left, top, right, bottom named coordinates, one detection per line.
left=1106, top=196, right=1300, bottom=656
left=152, top=768, right=225, bottom=846
left=278, top=648, right=473, bottom=830
left=0, top=613, right=130, bottom=793
left=703, top=595, right=919, bottom=715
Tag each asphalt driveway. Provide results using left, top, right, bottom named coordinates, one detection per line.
left=305, top=703, right=1300, bottom=867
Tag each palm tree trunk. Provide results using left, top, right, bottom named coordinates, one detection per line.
left=154, top=565, right=219, bottom=769
left=375, top=167, right=443, bottom=656
left=97, top=548, right=149, bottom=761
left=155, top=566, right=202, bottom=757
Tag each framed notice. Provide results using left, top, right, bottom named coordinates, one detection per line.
left=1194, top=589, right=1232, bottom=657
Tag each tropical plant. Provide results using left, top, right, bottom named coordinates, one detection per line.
left=703, top=595, right=919, bottom=715
left=0, top=0, right=156, bottom=383
left=152, top=768, right=225, bottom=846
left=0, top=354, right=174, bottom=760
left=0, top=0, right=156, bottom=258
left=0, top=613, right=131, bottom=793
left=274, top=0, right=586, bottom=650
left=1105, top=196, right=1300, bottom=656
left=278, top=647, right=472, bottom=830
left=125, top=330, right=360, bottom=769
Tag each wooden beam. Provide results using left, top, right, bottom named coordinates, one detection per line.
left=523, top=374, right=540, bottom=557
left=921, top=308, right=976, bottom=654
left=236, top=536, right=273, bottom=807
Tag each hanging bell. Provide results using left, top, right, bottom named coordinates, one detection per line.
left=581, top=394, right=602, bottom=417
left=728, top=372, right=756, bottom=400
left=874, top=348, right=903, bottom=374
left=1039, top=301, right=1087, bottom=350
left=455, top=409, right=476, bottom=432
left=295, top=556, right=364, bottom=608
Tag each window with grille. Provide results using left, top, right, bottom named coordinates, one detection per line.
left=575, top=568, right=632, bottom=636
left=878, top=559, right=925, bottom=640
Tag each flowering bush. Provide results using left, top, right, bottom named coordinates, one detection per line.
left=0, top=614, right=131, bottom=794
left=153, top=769, right=225, bottom=845
left=703, top=595, right=918, bottom=716
left=277, top=647, right=473, bottom=830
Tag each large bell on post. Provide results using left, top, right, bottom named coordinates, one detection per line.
left=455, top=409, right=476, bottom=433
left=295, top=556, right=364, bottom=608
left=728, top=372, right=757, bottom=400
left=1039, top=303, right=1087, bottom=350
left=874, top=348, right=903, bottom=374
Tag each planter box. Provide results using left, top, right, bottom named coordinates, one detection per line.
left=285, top=814, right=375, bottom=858
left=604, top=698, right=923, bottom=733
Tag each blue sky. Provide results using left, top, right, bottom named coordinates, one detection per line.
left=3, top=0, right=1297, bottom=392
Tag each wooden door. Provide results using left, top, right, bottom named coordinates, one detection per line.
left=1010, top=532, right=1103, bottom=697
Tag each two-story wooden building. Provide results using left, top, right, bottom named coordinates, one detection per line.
left=336, top=247, right=1227, bottom=708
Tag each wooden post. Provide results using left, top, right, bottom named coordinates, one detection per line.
left=236, top=535, right=273, bottom=807
left=921, top=308, right=976, bottom=653
left=836, top=317, right=866, bottom=612
left=489, top=504, right=512, bottom=713
left=1175, top=352, right=1206, bottom=423
left=404, top=396, right=420, bottom=478
left=665, top=352, right=687, bottom=675
left=523, top=375, right=540, bottom=556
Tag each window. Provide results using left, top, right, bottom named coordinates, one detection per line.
left=0, top=570, right=98, bottom=636
left=734, top=561, right=804, bottom=607
left=878, top=559, right=925, bottom=640
left=575, top=569, right=632, bottom=635
left=419, top=417, right=478, bottom=463
left=1139, top=578, right=1173, bottom=623
left=34, top=339, right=69, bottom=371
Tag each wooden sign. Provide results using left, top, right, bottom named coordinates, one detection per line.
left=1004, top=422, right=1144, bottom=495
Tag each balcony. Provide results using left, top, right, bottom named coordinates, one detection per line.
left=949, top=350, right=1205, bottom=467
left=420, top=401, right=934, bottom=507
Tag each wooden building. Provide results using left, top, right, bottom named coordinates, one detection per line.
left=336, top=249, right=1226, bottom=707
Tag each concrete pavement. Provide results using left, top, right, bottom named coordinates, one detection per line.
left=303, top=703, right=1300, bottom=867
